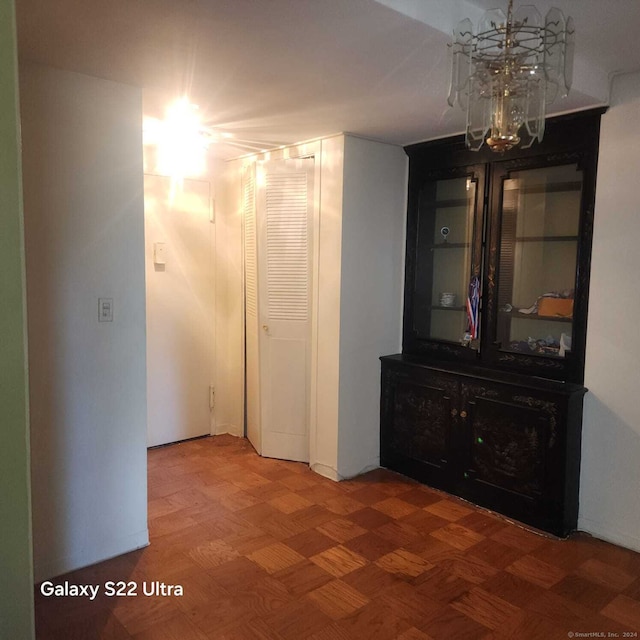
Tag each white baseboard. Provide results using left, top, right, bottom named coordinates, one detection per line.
left=214, top=423, right=242, bottom=437
left=310, top=462, right=341, bottom=482
left=339, top=461, right=380, bottom=480
left=34, top=528, right=149, bottom=583
left=311, top=461, right=380, bottom=482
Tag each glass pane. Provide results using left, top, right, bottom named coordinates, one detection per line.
left=414, top=176, right=477, bottom=345
left=497, top=164, right=582, bottom=358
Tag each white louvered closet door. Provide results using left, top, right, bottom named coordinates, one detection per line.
left=256, top=158, right=314, bottom=462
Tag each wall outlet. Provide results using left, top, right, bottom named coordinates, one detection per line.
left=99, top=298, right=113, bottom=322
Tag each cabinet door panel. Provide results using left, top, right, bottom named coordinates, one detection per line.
left=459, top=380, right=573, bottom=533
left=392, top=381, right=452, bottom=463
left=380, top=362, right=458, bottom=486
left=403, top=165, right=485, bottom=360
left=483, top=154, right=594, bottom=382
left=466, top=397, right=547, bottom=498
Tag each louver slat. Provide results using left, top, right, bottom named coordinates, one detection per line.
left=265, top=173, right=308, bottom=321
left=244, top=170, right=257, bottom=318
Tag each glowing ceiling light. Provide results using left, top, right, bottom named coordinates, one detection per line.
left=157, top=97, right=207, bottom=179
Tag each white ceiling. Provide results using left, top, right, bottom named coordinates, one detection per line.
left=16, top=0, right=640, bottom=158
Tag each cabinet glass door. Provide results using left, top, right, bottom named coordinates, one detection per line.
left=493, top=164, right=583, bottom=360
left=413, top=170, right=483, bottom=349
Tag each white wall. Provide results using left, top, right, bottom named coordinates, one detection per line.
left=0, top=2, right=35, bottom=636
left=579, top=72, right=640, bottom=552
left=311, top=136, right=345, bottom=479
left=20, top=63, right=149, bottom=580
left=337, top=136, right=407, bottom=478
left=213, top=158, right=245, bottom=437
left=142, top=101, right=220, bottom=446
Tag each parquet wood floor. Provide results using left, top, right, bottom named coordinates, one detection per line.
left=35, top=435, right=640, bottom=639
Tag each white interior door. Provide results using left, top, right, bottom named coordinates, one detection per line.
left=250, top=158, right=314, bottom=462
left=145, top=175, right=215, bottom=447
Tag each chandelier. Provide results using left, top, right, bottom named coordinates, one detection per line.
left=448, top=0, right=575, bottom=153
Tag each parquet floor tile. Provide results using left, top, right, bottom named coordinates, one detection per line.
left=376, top=581, right=443, bottom=627
left=322, top=495, right=365, bottom=516
left=423, top=499, right=474, bottom=522
left=268, top=492, right=314, bottom=514
left=315, top=517, right=367, bottom=543
left=341, top=562, right=404, bottom=599
left=601, top=594, right=640, bottom=628
left=343, top=530, right=399, bottom=561
left=337, top=601, right=413, bottom=640
left=375, top=549, right=434, bottom=579
left=305, top=579, right=369, bottom=619
left=467, top=537, right=523, bottom=570
left=429, top=522, right=485, bottom=551
left=372, top=497, right=420, bottom=519
left=481, top=569, right=548, bottom=609
left=576, top=557, right=637, bottom=591
left=283, top=529, right=336, bottom=558
left=504, top=553, right=567, bottom=588
left=449, top=586, right=520, bottom=630
left=346, top=506, right=393, bottom=530
left=416, top=566, right=477, bottom=604
left=248, top=542, right=306, bottom=574
left=272, top=559, right=334, bottom=597
left=309, top=545, right=368, bottom=578
left=416, top=604, right=489, bottom=640
left=396, top=627, right=434, bottom=640
left=35, top=435, right=640, bottom=639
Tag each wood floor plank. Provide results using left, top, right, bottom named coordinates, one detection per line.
left=601, top=594, right=640, bottom=629
left=450, top=586, right=520, bottom=630
left=375, top=549, right=434, bottom=579
left=248, top=542, right=306, bottom=574
left=309, top=545, right=368, bottom=578
left=576, top=558, right=637, bottom=592
left=305, top=579, right=369, bottom=619
left=505, top=554, right=568, bottom=589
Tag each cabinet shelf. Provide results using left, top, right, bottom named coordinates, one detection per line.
left=501, top=310, right=573, bottom=323
left=514, top=235, right=578, bottom=243
left=504, top=180, right=582, bottom=195
left=429, top=242, right=470, bottom=250
left=432, top=198, right=471, bottom=208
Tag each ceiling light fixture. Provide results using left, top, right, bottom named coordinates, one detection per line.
left=157, top=98, right=208, bottom=179
left=448, top=0, right=575, bottom=153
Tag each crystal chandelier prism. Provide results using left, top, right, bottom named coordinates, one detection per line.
left=448, top=0, right=575, bottom=153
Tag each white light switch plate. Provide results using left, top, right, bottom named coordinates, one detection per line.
left=154, top=242, right=167, bottom=265
left=99, top=298, right=113, bottom=322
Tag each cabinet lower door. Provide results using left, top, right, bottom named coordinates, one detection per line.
left=381, top=365, right=458, bottom=488
left=460, top=381, right=571, bottom=535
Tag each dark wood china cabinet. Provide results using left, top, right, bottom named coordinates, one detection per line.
left=381, top=109, right=604, bottom=536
